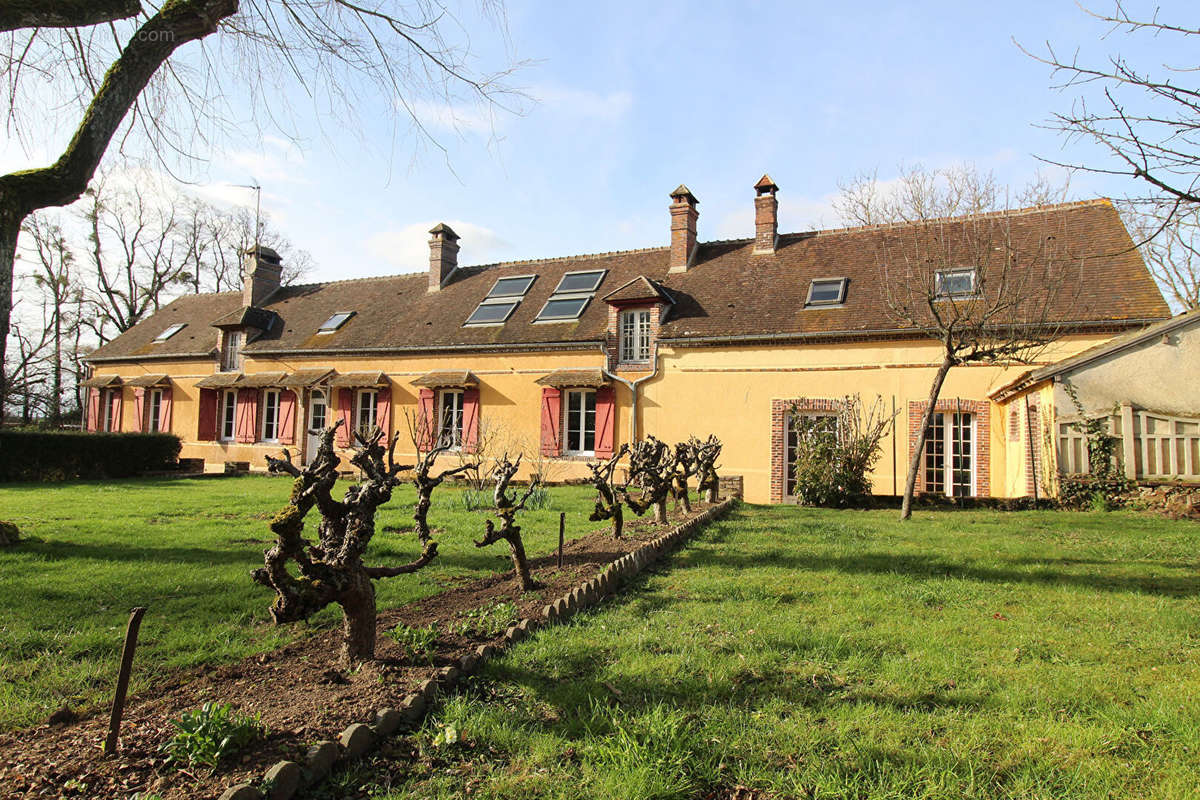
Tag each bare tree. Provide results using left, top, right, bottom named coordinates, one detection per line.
left=837, top=165, right=1077, bottom=520
left=257, top=422, right=436, bottom=664
left=19, top=213, right=80, bottom=425
left=623, top=435, right=675, bottom=525
left=588, top=444, right=629, bottom=539
left=404, top=408, right=476, bottom=545
left=693, top=435, right=723, bottom=504
left=1025, top=3, right=1200, bottom=205
left=1121, top=199, right=1200, bottom=311
left=474, top=453, right=541, bottom=591
left=0, top=0, right=523, bottom=417
left=670, top=440, right=698, bottom=514
left=179, top=199, right=312, bottom=293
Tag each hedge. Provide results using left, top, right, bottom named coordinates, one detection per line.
left=0, top=430, right=182, bottom=482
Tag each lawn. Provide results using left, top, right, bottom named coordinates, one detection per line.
left=359, top=505, right=1200, bottom=800
left=0, top=475, right=598, bottom=731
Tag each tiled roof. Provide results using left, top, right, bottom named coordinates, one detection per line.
left=535, top=368, right=610, bottom=388
left=329, top=371, right=389, bottom=387
left=86, top=200, right=1169, bottom=363
left=410, top=370, right=478, bottom=388
left=602, top=276, right=675, bottom=304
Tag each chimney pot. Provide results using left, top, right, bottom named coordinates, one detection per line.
left=753, top=174, right=778, bottom=254
left=428, top=223, right=460, bottom=292
left=242, top=245, right=283, bottom=307
left=668, top=185, right=699, bottom=273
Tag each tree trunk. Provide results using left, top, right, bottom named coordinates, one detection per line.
left=505, top=530, right=536, bottom=591
left=704, top=481, right=718, bottom=504
left=413, top=487, right=433, bottom=544
left=338, top=575, right=377, bottom=665
left=900, top=353, right=956, bottom=520
left=674, top=479, right=692, bottom=513
left=611, top=502, right=623, bottom=540
left=654, top=497, right=667, bottom=524
left=0, top=210, right=19, bottom=421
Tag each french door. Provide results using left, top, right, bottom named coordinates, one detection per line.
left=925, top=412, right=974, bottom=497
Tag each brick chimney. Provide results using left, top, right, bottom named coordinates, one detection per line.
left=668, top=185, right=699, bottom=272
left=753, top=174, right=779, bottom=254
left=427, top=223, right=460, bottom=292
left=241, top=245, right=282, bottom=307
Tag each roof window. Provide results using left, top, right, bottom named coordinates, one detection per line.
left=935, top=268, right=977, bottom=298
left=317, top=311, right=355, bottom=333
left=153, top=323, right=186, bottom=342
left=465, top=299, right=520, bottom=326
left=534, top=269, right=607, bottom=322
left=486, top=274, right=535, bottom=298
left=805, top=277, right=848, bottom=307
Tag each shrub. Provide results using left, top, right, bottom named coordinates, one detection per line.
left=385, top=623, right=439, bottom=663
left=790, top=395, right=893, bottom=507
left=160, top=702, right=264, bottom=772
left=1057, top=381, right=1131, bottom=509
left=456, top=601, right=518, bottom=638
left=0, top=430, right=181, bottom=482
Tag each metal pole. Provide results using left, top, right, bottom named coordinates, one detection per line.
left=104, top=607, right=146, bottom=755
left=557, top=512, right=565, bottom=569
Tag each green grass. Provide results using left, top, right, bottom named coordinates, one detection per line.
left=0, top=475, right=597, bottom=731
left=374, top=506, right=1200, bottom=800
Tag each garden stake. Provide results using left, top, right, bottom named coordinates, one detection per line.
left=558, top=512, right=565, bottom=569
left=104, top=606, right=146, bottom=755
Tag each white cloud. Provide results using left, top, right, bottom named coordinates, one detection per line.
left=409, top=99, right=500, bottom=135
left=224, top=136, right=308, bottom=186
left=532, top=85, right=633, bottom=121
left=366, top=220, right=513, bottom=272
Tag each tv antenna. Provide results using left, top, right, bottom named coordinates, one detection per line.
left=230, top=180, right=262, bottom=249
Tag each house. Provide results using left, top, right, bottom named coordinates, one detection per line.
left=81, top=177, right=1170, bottom=503
left=991, top=308, right=1200, bottom=492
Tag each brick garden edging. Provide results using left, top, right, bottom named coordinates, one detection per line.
left=216, top=497, right=738, bottom=800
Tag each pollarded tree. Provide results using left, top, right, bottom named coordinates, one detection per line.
left=588, top=443, right=629, bottom=539
left=670, top=440, right=699, bottom=514
left=623, top=435, right=675, bottom=524
left=405, top=409, right=477, bottom=545
left=255, top=422, right=437, bottom=664
left=474, top=453, right=541, bottom=591
left=693, top=435, right=723, bottom=504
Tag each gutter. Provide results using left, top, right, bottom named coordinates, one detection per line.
left=602, top=343, right=658, bottom=444
left=86, top=351, right=214, bottom=364
left=246, top=340, right=603, bottom=358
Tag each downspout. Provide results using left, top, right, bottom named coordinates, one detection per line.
left=602, top=343, right=659, bottom=445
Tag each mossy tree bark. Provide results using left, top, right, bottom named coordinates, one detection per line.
left=588, top=444, right=629, bottom=539
left=474, top=453, right=541, bottom=592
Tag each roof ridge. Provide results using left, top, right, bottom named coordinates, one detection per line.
left=470, top=243, right=669, bottom=271
left=801, top=198, right=1113, bottom=239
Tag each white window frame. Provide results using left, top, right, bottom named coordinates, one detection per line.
left=464, top=298, right=521, bottom=326
left=805, top=277, right=848, bottom=307
left=261, top=389, right=281, bottom=442
left=221, top=331, right=243, bottom=372
left=486, top=274, right=536, bottom=299
left=783, top=411, right=838, bottom=499
left=317, top=312, right=355, bottom=334
left=153, top=323, right=186, bottom=343
left=551, top=269, right=607, bottom=294
left=356, top=389, right=378, bottom=437
left=220, top=389, right=237, bottom=442
left=101, top=388, right=117, bottom=432
left=437, top=389, right=464, bottom=450
left=935, top=268, right=978, bottom=298
left=147, top=388, right=163, bottom=433
left=564, top=388, right=597, bottom=456
left=924, top=411, right=976, bottom=497
left=619, top=309, right=652, bottom=363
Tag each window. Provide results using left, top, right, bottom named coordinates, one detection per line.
left=356, top=389, right=378, bottom=436
left=101, top=389, right=117, bottom=432
left=153, top=323, right=186, bottom=342
left=465, top=299, right=520, bottom=325
left=535, top=269, right=607, bottom=322
left=261, top=389, right=281, bottom=441
left=220, top=389, right=237, bottom=441
left=784, top=412, right=837, bottom=498
left=935, top=268, right=977, bottom=298
left=147, top=389, right=163, bottom=433
left=487, top=275, right=535, bottom=298
left=220, top=331, right=243, bottom=372
left=317, top=312, right=354, bottom=333
left=438, top=389, right=464, bottom=449
left=565, top=389, right=596, bottom=455
left=925, top=412, right=974, bottom=497
left=620, top=309, right=652, bottom=362
left=805, top=277, right=848, bottom=306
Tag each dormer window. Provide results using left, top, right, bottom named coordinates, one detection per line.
left=153, top=323, right=186, bottom=343
left=935, top=268, right=977, bottom=298
left=805, top=277, right=848, bottom=307
left=317, top=312, right=354, bottom=333
left=619, top=309, right=652, bottom=363
left=220, top=331, right=243, bottom=372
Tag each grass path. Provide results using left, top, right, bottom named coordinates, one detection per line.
left=368, top=505, right=1200, bottom=800
left=0, top=476, right=597, bottom=731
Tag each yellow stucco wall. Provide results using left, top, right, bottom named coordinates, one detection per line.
left=88, top=331, right=1116, bottom=503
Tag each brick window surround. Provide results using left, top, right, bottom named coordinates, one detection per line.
left=907, top=398, right=991, bottom=497
left=605, top=302, right=661, bottom=372
left=770, top=397, right=845, bottom=504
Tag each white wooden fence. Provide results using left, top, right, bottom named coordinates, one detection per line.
left=1057, top=403, right=1200, bottom=481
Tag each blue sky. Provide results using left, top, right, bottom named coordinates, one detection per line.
left=7, top=1, right=1197, bottom=284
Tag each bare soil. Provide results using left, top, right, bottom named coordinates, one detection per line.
left=0, top=508, right=708, bottom=800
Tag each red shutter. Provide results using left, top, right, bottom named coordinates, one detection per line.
left=86, top=389, right=100, bottom=432
left=375, top=386, right=392, bottom=438
left=595, top=386, right=615, bottom=458
left=278, top=390, right=296, bottom=445
left=336, top=388, right=354, bottom=447
left=132, top=388, right=146, bottom=433
left=235, top=388, right=258, bottom=443
left=159, top=388, right=173, bottom=433
left=417, top=388, right=436, bottom=450
left=110, top=390, right=123, bottom=432
left=462, top=387, right=480, bottom=453
left=197, top=389, right=218, bottom=441
left=540, top=387, right=562, bottom=457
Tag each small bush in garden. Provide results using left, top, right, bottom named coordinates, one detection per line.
left=160, top=702, right=264, bottom=772
left=790, top=394, right=893, bottom=507
left=459, top=488, right=490, bottom=511
left=456, top=601, right=518, bottom=638
left=385, top=623, right=439, bottom=662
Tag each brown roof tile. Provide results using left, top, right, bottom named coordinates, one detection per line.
left=535, top=368, right=610, bottom=388
left=410, top=370, right=478, bottom=388
left=329, top=371, right=389, bottom=387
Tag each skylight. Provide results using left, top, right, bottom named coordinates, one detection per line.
left=486, top=275, right=535, bottom=298
left=465, top=299, right=520, bottom=326
left=317, top=312, right=354, bottom=333
left=935, top=269, right=977, bottom=298
left=553, top=270, right=606, bottom=294
left=806, top=277, right=848, bottom=307
left=536, top=296, right=591, bottom=321
left=533, top=269, right=607, bottom=322
left=153, top=323, right=186, bottom=342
